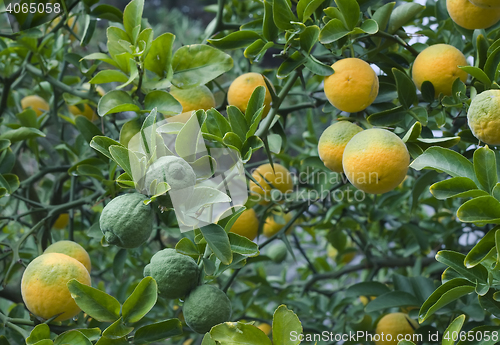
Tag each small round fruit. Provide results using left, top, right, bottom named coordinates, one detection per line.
left=183, top=284, right=232, bottom=334
left=446, top=0, right=500, bottom=29
left=100, top=193, right=153, bottom=248
left=227, top=72, right=273, bottom=118
left=249, top=163, right=293, bottom=204
left=266, top=241, right=288, bottom=263
left=324, top=58, right=379, bottom=113
left=343, top=129, right=410, bottom=194
left=69, top=104, right=97, bottom=121
left=170, top=85, right=216, bottom=113
left=21, top=95, right=49, bottom=117
left=467, top=89, right=500, bottom=145
left=262, top=211, right=294, bottom=238
left=229, top=209, right=259, bottom=241
left=44, top=240, right=91, bottom=273
left=318, top=121, right=363, bottom=173
left=257, top=323, right=272, bottom=336
left=469, top=0, right=500, bottom=8
left=53, top=213, right=69, bottom=229
left=144, top=156, right=196, bottom=197
left=146, top=248, right=199, bottom=299
left=375, top=312, right=418, bottom=345
left=412, top=44, right=468, bottom=97
left=21, top=253, right=91, bottom=321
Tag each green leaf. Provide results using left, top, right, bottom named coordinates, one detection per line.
left=227, top=106, right=248, bottom=142
left=442, top=315, right=466, bottom=345
left=263, top=0, right=278, bottom=41
left=345, top=282, right=391, bottom=297
left=228, top=233, right=260, bottom=256
left=474, top=146, right=497, bottom=193
left=484, top=46, right=500, bottom=82
left=90, top=4, right=123, bottom=22
left=299, top=25, right=320, bottom=54
left=122, top=277, right=158, bottom=325
left=419, top=278, right=475, bottom=323
left=54, top=330, right=92, bottom=345
left=16, top=109, right=38, bottom=128
left=67, top=279, right=121, bottom=322
left=175, top=238, right=200, bottom=257
left=388, top=2, right=425, bottom=34
left=144, top=33, right=175, bottom=79
left=123, top=0, right=144, bottom=43
left=109, top=145, right=133, bottom=177
left=365, top=291, right=420, bottom=312
left=457, top=196, right=500, bottom=223
left=75, top=116, right=103, bottom=144
left=459, top=66, right=491, bottom=88
left=456, top=325, right=500, bottom=345
left=102, top=318, right=134, bottom=339
left=410, top=147, right=476, bottom=182
left=304, top=55, right=334, bottom=76
left=113, top=249, right=127, bottom=279
left=204, top=109, right=232, bottom=139
left=298, top=0, right=326, bottom=22
left=0, top=127, right=45, bottom=142
left=97, top=90, right=141, bottom=116
left=223, top=132, right=243, bottom=151
left=120, top=117, right=142, bottom=147
left=371, top=2, right=395, bottom=33
left=393, top=68, right=417, bottom=109
left=277, top=51, right=308, bottom=78
left=429, top=177, right=482, bottom=199
left=133, top=319, right=183, bottom=344
left=90, top=70, right=129, bottom=84
left=435, top=250, right=488, bottom=285
left=245, top=86, right=266, bottom=125
left=273, top=0, right=298, bottom=31
left=200, top=224, right=233, bottom=265
left=335, top=0, right=360, bottom=30
left=90, top=136, right=122, bottom=160
left=465, top=227, right=498, bottom=268
left=144, top=91, right=182, bottom=116
left=360, top=19, right=379, bottom=34
left=210, top=322, right=272, bottom=345
left=479, top=290, right=500, bottom=318
left=319, top=18, right=351, bottom=44
left=172, top=45, right=233, bottom=89
left=208, top=31, right=262, bottom=50
left=0, top=139, right=10, bottom=152
left=27, top=324, right=50, bottom=345
left=272, top=305, right=302, bottom=345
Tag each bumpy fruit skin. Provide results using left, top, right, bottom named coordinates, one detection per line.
left=100, top=193, right=153, bottom=248
left=229, top=209, right=259, bottom=241
left=249, top=163, right=294, bottom=204
left=21, top=95, right=49, bottom=117
left=412, top=44, right=468, bottom=97
left=227, top=72, right=273, bottom=118
left=183, top=284, right=232, bottom=333
left=324, top=58, right=379, bottom=113
left=375, top=313, right=418, bottom=345
left=144, top=156, right=196, bottom=198
left=44, top=240, right=91, bottom=273
left=343, top=129, right=409, bottom=194
left=21, top=253, right=91, bottom=321
left=145, top=249, right=199, bottom=299
left=170, top=85, right=216, bottom=113
left=467, top=90, right=500, bottom=145
left=318, top=121, right=363, bottom=173
left=446, top=0, right=500, bottom=29
left=469, top=0, right=500, bottom=8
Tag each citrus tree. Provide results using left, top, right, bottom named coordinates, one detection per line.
left=2, top=0, right=500, bottom=344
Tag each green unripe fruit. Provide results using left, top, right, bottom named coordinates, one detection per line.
left=144, top=156, right=196, bottom=197
left=267, top=241, right=288, bottom=263
left=100, top=193, right=153, bottom=248
left=146, top=249, right=199, bottom=299
left=183, top=284, right=232, bottom=334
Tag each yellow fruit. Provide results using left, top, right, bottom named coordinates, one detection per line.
left=229, top=209, right=259, bottom=241
left=446, top=0, right=500, bottom=29
left=359, top=296, right=375, bottom=306
left=375, top=313, right=418, bottom=345
left=21, top=95, right=49, bottom=117
left=82, top=83, right=105, bottom=97
left=49, top=16, right=79, bottom=41
left=53, top=213, right=69, bottom=229
left=343, top=129, right=409, bottom=194
left=469, top=0, right=500, bottom=8
left=183, top=339, right=194, bottom=345
left=249, top=163, right=294, bottom=204
left=44, top=240, right=91, bottom=273
left=327, top=244, right=356, bottom=264
left=257, top=323, right=272, bottom=335
left=69, top=104, right=97, bottom=121
left=166, top=112, right=193, bottom=124
left=21, top=253, right=91, bottom=321
left=324, top=58, right=379, bottom=113
left=227, top=72, right=273, bottom=118
left=412, top=44, right=468, bottom=97
left=170, top=85, right=216, bottom=113
left=263, top=211, right=294, bottom=238
left=467, top=90, right=500, bottom=145
left=318, top=121, right=363, bottom=173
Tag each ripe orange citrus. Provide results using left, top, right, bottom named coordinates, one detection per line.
left=170, top=85, right=216, bottom=113
left=324, top=58, right=379, bottom=113
left=21, top=95, right=49, bottom=117
left=375, top=313, right=418, bottom=345
left=263, top=211, right=294, bottom=238
left=412, top=44, right=468, bottom=97
left=21, top=253, right=91, bottom=321
left=318, top=121, right=363, bottom=173
left=469, top=0, right=500, bottom=8
left=343, top=129, right=409, bottom=194
left=53, top=213, right=69, bottom=229
left=257, top=323, right=272, bottom=335
left=229, top=208, right=259, bottom=241
left=249, top=163, right=294, bottom=204
left=44, top=240, right=91, bottom=273
left=446, top=0, right=500, bottom=29
left=467, top=89, right=500, bottom=145
left=227, top=72, right=273, bottom=118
